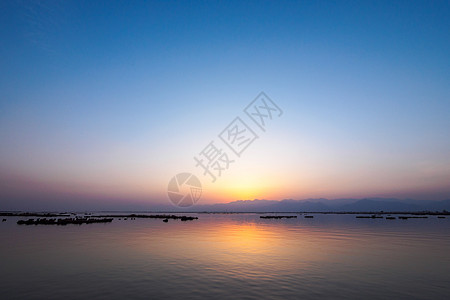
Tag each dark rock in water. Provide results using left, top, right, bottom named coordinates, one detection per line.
left=180, top=216, right=198, bottom=221
left=89, top=214, right=199, bottom=221
left=17, top=217, right=113, bottom=225
left=304, top=215, right=314, bottom=218
left=163, top=219, right=168, bottom=223
left=260, top=216, right=297, bottom=219
left=356, top=215, right=383, bottom=219
left=386, top=217, right=396, bottom=220
left=17, top=218, right=35, bottom=225
left=398, top=216, right=428, bottom=220
left=2, top=219, right=6, bottom=222
left=438, top=216, right=446, bottom=219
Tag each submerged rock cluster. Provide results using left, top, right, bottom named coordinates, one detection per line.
left=17, top=217, right=113, bottom=225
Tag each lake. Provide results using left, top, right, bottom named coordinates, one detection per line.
left=1, top=213, right=449, bottom=299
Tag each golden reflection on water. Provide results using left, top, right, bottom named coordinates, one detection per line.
left=215, top=223, right=272, bottom=253
left=131, top=217, right=332, bottom=277
left=1, top=214, right=450, bottom=298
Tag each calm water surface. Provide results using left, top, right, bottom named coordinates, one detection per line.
left=1, top=213, right=449, bottom=299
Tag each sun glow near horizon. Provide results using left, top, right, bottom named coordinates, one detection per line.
left=0, top=1, right=449, bottom=211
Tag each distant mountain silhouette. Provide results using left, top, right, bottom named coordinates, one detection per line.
left=183, top=198, right=450, bottom=212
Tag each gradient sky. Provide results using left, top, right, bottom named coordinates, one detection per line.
left=1, top=0, right=449, bottom=210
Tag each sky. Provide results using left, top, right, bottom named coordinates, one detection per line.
left=0, top=0, right=449, bottom=210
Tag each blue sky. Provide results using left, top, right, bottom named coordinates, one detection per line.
left=0, top=0, right=449, bottom=210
